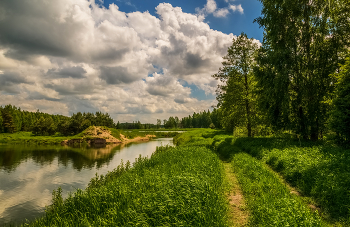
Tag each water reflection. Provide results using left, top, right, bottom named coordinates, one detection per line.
left=0, top=138, right=173, bottom=225
left=0, top=143, right=122, bottom=172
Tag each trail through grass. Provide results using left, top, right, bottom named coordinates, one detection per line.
left=175, top=129, right=334, bottom=226
left=232, top=137, right=350, bottom=225
left=232, top=152, right=326, bottom=226
left=223, top=162, right=249, bottom=227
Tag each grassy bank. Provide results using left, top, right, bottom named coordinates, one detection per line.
left=0, top=131, right=78, bottom=144
left=24, top=142, right=228, bottom=226
left=0, top=127, right=171, bottom=144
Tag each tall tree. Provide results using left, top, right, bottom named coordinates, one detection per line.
left=254, top=0, right=350, bottom=140
left=213, top=32, right=260, bottom=136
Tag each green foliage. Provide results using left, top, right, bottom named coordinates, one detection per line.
left=0, top=112, right=3, bottom=133
left=32, top=116, right=56, bottom=136
left=0, top=105, right=117, bottom=137
left=254, top=0, right=350, bottom=140
left=330, top=55, right=350, bottom=144
left=2, top=109, right=16, bottom=133
left=27, top=144, right=228, bottom=226
left=212, top=33, right=260, bottom=136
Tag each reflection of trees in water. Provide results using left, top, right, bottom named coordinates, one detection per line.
left=0, top=144, right=122, bottom=172
left=31, top=149, right=57, bottom=165
left=0, top=146, right=32, bottom=172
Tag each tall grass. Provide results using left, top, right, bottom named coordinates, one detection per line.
left=176, top=130, right=330, bottom=226
left=25, top=144, right=228, bottom=226
left=232, top=152, right=326, bottom=226
left=214, top=136, right=350, bottom=225
left=236, top=138, right=350, bottom=225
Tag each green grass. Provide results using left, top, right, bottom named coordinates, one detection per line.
left=230, top=137, right=350, bottom=225
left=211, top=135, right=350, bottom=226
left=232, top=151, right=326, bottom=226
left=24, top=144, right=228, bottom=226
left=0, top=128, right=158, bottom=144
left=0, top=131, right=82, bottom=144
left=176, top=130, right=331, bottom=226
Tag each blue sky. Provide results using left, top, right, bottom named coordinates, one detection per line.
left=0, top=0, right=264, bottom=123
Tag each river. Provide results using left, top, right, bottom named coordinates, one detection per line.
left=0, top=138, right=173, bottom=225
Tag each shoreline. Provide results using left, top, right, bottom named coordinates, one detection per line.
left=61, top=134, right=157, bottom=146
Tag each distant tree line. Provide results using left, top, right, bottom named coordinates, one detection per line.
left=0, top=105, right=115, bottom=136
left=159, top=108, right=222, bottom=129
left=116, top=121, right=156, bottom=130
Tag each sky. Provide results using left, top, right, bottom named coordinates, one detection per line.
left=0, top=0, right=263, bottom=123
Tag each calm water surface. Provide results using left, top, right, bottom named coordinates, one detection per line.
left=0, top=138, right=173, bottom=225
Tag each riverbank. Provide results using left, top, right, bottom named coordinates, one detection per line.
left=25, top=136, right=228, bottom=226
left=0, top=127, right=161, bottom=145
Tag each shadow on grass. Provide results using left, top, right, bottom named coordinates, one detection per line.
left=213, top=136, right=350, bottom=224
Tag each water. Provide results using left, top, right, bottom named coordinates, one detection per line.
left=0, top=138, right=173, bottom=225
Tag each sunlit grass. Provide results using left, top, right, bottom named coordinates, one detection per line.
left=214, top=136, right=350, bottom=226
left=25, top=144, right=228, bottom=226
left=232, top=152, right=326, bottom=226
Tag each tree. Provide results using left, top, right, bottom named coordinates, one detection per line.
left=330, top=55, right=350, bottom=144
left=0, top=111, right=3, bottom=133
left=156, top=119, right=161, bottom=129
left=174, top=116, right=179, bottom=128
left=165, top=116, right=176, bottom=129
left=213, top=32, right=260, bottom=137
left=254, top=0, right=350, bottom=140
left=2, top=110, right=16, bottom=133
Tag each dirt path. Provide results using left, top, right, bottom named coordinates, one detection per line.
left=223, top=162, right=249, bottom=227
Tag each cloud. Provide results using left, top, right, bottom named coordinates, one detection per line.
left=213, top=8, right=230, bottom=18
left=145, top=73, right=191, bottom=97
left=0, top=0, right=258, bottom=123
left=47, top=66, right=87, bottom=79
left=229, top=4, right=244, bottom=14
left=195, top=0, right=243, bottom=18
left=100, top=66, right=139, bottom=84
left=205, top=0, right=217, bottom=13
